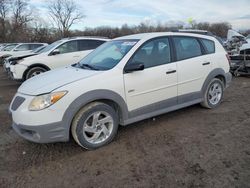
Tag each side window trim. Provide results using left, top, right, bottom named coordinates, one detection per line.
left=199, top=38, right=215, bottom=54
left=171, top=35, right=204, bottom=62
left=124, top=36, right=174, bottom=73
left=197, top=38, right=207, bottom=55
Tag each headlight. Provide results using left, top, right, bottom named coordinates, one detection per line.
left=29, top=91, right=67, bottom=111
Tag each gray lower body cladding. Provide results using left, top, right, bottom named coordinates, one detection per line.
left=12, top=121, right=68, bottom=143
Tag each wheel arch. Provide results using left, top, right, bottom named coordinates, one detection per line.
left=201, top=68, right=226, bottom=95
left=23, top=63, right=51, bottom=80
left=61, top=90, right=129, bottom=140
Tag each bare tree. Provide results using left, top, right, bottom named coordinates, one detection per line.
left=47, top=0, right=85, bottom=37
left=12, top=0, right=32, bottom=27
left=0, top=0, right=11, bottom=42
left=0, top=0, right=10, bottom=19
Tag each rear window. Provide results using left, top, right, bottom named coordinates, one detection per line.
left=201, top=39, right=215, bottom=54
left=173, top=36, right=202, bottom=61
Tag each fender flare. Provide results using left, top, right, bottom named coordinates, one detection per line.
left=201, top=68, right=226, bottom=95
left=61, top=89, right=129, bottom=139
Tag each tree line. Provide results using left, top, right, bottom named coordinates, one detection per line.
left=0, top=0, right=249, bottom=44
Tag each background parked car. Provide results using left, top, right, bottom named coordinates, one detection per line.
left=0, top=43, right=47, bottom=65
left=0, top=43, right=11, bottom=50
left=8, top=37, right=109, bottom=80
left=3, top=45, right=48, bottom=74
left=0, top=43, right=19, bottom=52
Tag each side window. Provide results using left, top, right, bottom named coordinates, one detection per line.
left=173, top=37, right=202, bottom=61
left=79, top=40, right=105, bottom=51
left=56, top=41, right=78, bottom=54
left=30, top=44, right=43, bottom=50
left=129, top=37, right=171, bottom=69
left=245, top=49, right=250, bottom=55
left=201, top=39, right=215, bottom=54
left=87, top=40, right=105, bottom=50
left=15, top=44, right=29, bottom=51
left=79, top=40, right=88, bottom=51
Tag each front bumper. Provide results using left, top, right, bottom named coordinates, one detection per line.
left=10, top=93, right=71, bottom=143
left=12, top=121, right=69, bottom=143
left=9, top=64, right=27, bottom=80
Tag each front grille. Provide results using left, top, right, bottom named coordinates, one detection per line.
left=11, top=96, right=25, bottom=111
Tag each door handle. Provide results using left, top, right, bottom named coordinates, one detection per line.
left=166, top=70, right=176, bottom=74
left=202, top=62, right=211, bottom=66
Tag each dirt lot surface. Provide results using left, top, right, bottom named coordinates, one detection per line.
left=0, top=67, right=250, bottom=188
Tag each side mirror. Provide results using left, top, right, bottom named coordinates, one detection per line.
left=51, top=49, right=60, bottom=56
left=124, top=62, right=144, bottom=73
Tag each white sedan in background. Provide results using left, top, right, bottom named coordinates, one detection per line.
left=9, top=37, right=109, bottom=80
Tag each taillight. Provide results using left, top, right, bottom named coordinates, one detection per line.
left=226, top=54, right=231, bottom=66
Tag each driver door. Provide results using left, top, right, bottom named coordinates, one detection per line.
left=124, top=37, right=178, bottom=112
left=49, top=40, right=82, bottom=69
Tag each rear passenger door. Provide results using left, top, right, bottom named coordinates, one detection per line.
left=172, top=36, right=212, bottom=103
left=124, top=37, right=177, bottom=112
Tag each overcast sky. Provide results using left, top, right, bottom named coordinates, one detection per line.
left=31, top=0, right=250, bottom=30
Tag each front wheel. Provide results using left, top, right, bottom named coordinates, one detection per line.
left=71, top=102, right=119, bottom=150
left=25, top=67, right=47, bottom=80
left=201, top=78, right=224, bottom=109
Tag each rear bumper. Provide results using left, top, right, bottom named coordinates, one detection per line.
left=12, top=121, right=69, bottom=143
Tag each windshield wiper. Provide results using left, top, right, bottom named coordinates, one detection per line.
left=79, top=63, right=99, bottom=70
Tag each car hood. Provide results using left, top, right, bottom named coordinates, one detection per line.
left=20, top=53, right=47, bottom=64
left=8, top=53, right=36, bottom=61
left=18, top=66, right=103, bottom=95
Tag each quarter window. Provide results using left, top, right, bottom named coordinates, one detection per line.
left=201, top=39, right=215, bottom=54
left=129, top=37, right=171, bottom=69
left=173, top=37, right=202, bottom=61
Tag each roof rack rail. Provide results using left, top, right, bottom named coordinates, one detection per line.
left=64, top=36, right=109, bottom=40
left=172, top=29, right=214, bottom=36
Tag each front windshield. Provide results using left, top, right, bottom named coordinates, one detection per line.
left=78, top=40, right=138, bottom=70
left=39, top=40, right=62, bottom=54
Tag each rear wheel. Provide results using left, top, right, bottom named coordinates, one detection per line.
left=71, top=102, right=119, bottom=150
left=201, top=78, right=224, bottom=109
left=25, top=67, right=47, bottom=80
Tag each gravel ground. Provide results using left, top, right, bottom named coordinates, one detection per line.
left=0, top=67, right=250, bottom=188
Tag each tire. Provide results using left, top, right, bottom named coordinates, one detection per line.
left=201, top=78, right=224, bottom=109
left=71, top=102, right=119, bottom=150
left=25, top=67, right=47, bottom=80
